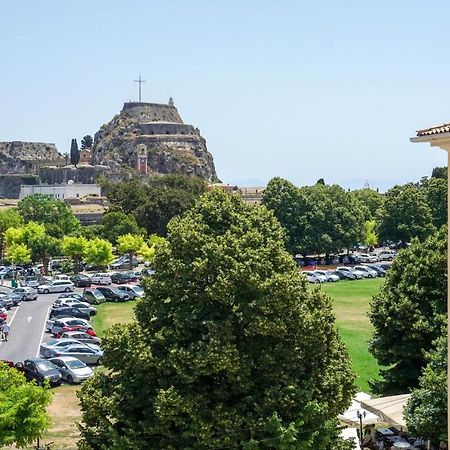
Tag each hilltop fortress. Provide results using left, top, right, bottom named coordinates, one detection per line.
left=0, top=98, right=219, bottom=197
left=93, top=99, right=219, bottom=181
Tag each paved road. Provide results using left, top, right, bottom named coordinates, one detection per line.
left=0, top=288, right=83, bottom=363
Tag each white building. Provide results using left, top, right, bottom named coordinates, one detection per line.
left=19, top=183, right=101, bottom=200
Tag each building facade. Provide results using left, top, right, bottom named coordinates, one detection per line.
left=19, top=183, right=101, bottom=200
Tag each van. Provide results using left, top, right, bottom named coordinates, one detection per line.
left=38, top=280, right=75, bottom=294
left=378, top=250, right=396, bottom=261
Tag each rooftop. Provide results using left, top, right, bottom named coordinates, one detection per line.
left=416, top=122, right=450, bottom=137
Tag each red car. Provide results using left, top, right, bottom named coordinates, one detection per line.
left=0, top=312, right=7, bottom=321
left=56, top=325, right=97, bottom=337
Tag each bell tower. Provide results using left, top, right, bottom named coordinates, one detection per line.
left=136, top=144, right=148, bottom=174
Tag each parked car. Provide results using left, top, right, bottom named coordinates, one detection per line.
left=302, top=271, right=324, bottom=284
left=38, top=280, right=75, bottom=294
left=22, top=275, right=40, bottom=288
left=53, top=297, right=90, bottom=308
left=11, top=287, right=38, bottom=301
left=54, top=274, right=70, bottom=281
left=0, top=293, right=14, bottom=309
left=58, top=292, right=84, bottom=301
left=49, top=356, right=94, bottom=384
left=377, top=262, right=392, bottom=271
left=82, top=289, right=107, bottom=305
left=15, top=358, right=62, bottom=387
left=49, top=307, right=91, bottom=322
left=57, top=324, right=97, bottom=337
left=110, top=257, right=139, bottom=270
left=52, top=344, right=103, bottom=365
left=334, top=269, right=356, bottom=280
left=58, top=330, right=101, bottom=345
left=378, top=250, right=396, bottom=261
left=70, top=274, right=92, bottom=287
left=367, top=264, right=386, bottom=277
left=91, top=273, right=112, bottom=285
left=0, top=267, right=24, bottom=279
left=141, top=268, right=155, bottom=277
left=65, top=302, right=97, bottom=316
left=117, top=284, right=145, bottom=299
left=353, top=265, right=378, bottom=278
left=48, top=317, right=92, bottom=335
left=314, top=270, right=339, bottom=282
left=96, top=286, right=130, bottom=302
left=110, top=272, right=135, bottom=285
left=336, top=267, right=364, bottom=279
left=358, top=253, right=378, bottom=263
left=40, top=338, right=100, bottom=358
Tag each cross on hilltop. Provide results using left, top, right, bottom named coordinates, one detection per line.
left=134, top=74, right=146, bottom=102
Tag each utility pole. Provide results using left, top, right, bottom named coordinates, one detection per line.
left=134, top=74, right=146, bottom=102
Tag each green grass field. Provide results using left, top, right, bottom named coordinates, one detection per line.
left=91, top=301, right=136, bottom=337
left=321, top=278, right=384, bottom=393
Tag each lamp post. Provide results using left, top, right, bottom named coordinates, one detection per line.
left=357, top=409, right=366, bottom=449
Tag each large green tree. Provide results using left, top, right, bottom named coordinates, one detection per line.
left=404, top=334, right=447, bottom=445
left=107, top=174, right=207, bottom=236
left=78, top=189, right=355, bottom=449
left=262, top=177, right=365, bottom=256
left=369, top=226, right=447, bottom=394
left=101, top=211, right=145, bottom=245
left=83, top=238, right=114, bottom=270
left=0, top=209, right=23, bottom=260
left=0, top=363, right=52, bottom=448
left=117, top=234, right=145, bottom=270
left=18, top=194, right=80, bottom=237
left=420, top=177, right=447, bottom=229
left=81, top=135, right=93, bottom=149
left=350, top=188, right=384, bottom=221
left=60, top=236, right=87, bottom=274
left=378, top=184, right=435, bottom=243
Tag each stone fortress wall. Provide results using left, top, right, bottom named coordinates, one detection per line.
left=0, top=141, right=60, bottom=161
left=122, top=102, right=183, bottom=124
left=139, top=123, right=199, bottom=136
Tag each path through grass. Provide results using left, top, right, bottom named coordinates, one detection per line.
left=321, top=278, right=383, bottom=393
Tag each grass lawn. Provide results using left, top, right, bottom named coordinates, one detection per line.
left=321, top=278, right=384, bottom=393
left=91, top=301, right=136, bottom=337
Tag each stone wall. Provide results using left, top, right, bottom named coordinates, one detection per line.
left=0, top=174, right=40, bottom=199
left=122, top=102, right=183, bottom=124
left=39, top=165, right=110, bottom=185
left=0, top=141, right=60, bottom=161
left=139, top=123, right=198, bottom=136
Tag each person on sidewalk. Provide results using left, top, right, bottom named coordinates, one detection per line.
left=2, top=322, right=10, bottom=341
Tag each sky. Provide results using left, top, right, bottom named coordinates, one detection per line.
left=1, top=0, right=449, bottom=191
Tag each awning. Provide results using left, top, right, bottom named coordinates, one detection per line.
left=339, top=392, right=382, bottom=427
left=360, top=394, right=411, bottom=429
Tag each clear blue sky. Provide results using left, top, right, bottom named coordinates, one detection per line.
left=1, top=0, right=449, bottom=190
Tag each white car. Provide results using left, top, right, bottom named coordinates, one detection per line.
left=310, top=271, right=327, bottom=283
left=302, top=272, right=324, bottom=283
left=353, top=265, right=378, bottom=278
left=38, top=280, right=75, bottom=294
left=378, top=250, right=396, bottom=261
left=53, top=298, right=91, bottom=308
left=317, top=270, right=340, bottom=282
left=54, top=274, right=70, bottom=281
left=91, top=273, right=112, bottom=285
left=336, top=266, right=364, bottom=279
left=358, top=253, right=378, bottom=263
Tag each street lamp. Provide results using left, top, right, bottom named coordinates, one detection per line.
left=356, top=409, right=366, bottom=450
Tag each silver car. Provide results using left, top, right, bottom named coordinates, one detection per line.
left=49, top=356, right=94, bottom=384
left=117, top=284, right=145, bottom=299
left=40, top=338, right=100, bottom=358
left=55, top=344, right=103, bottom=365
left=38, top=280, right=75, bottom=294
left=12, top=287, right=38, bottom=301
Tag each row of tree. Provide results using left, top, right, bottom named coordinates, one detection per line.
left=261, top=172, right=447, bottom=256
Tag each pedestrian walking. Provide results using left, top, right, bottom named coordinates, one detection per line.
left=2, top=322, right=10, bottom=341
